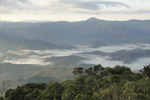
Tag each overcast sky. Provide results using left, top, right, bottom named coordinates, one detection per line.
left=1, top=0, right=150, bottom=22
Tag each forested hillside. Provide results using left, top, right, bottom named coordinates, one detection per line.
left=1, top=64, right=150, bottom=100
left=0, top=33, right=75, bottom=51
left=1, top=18, right=150, bottom=46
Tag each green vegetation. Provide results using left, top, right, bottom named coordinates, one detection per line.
left=140, top=64, right=150, bottom=77
left=1, top=19, right=150, bottom=46
left=2, top=64, right=150, bottom=100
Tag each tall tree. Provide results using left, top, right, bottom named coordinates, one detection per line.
left=93, top=64, right=104, bottom=75
left=72, top=67, right=84, bottom=76
left=140, top=64, right=150, bottom=77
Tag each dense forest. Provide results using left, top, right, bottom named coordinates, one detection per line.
left=0, top=64, right=150, bottom=100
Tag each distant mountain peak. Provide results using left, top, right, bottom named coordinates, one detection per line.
left=85, top=17, right=105, bottom=23
left=86, top=17, right=100, bottom=21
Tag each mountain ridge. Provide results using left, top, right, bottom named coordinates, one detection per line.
left=1, top=18, right=150, bottom=46
left=0, top=33, right=75, bottom=51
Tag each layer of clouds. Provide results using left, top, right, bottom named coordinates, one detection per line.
left=61, top=0, right=129, bottom=11
left=1, top=0, right=129, bottom=13
left=3, top=44, right=150, bottom=69
left=1, top=0, right=150, bottom=21
left=1, top=0, right=149, bottom=13
left=1, top=0, right=30, bottom=6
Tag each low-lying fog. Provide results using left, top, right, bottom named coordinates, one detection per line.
left=2, top=44, right=150, bottom=70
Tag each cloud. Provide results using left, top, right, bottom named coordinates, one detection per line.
left=1, top=0, right=150, bottom=21
left=100, top=9, right=150, bottom=15
left=1, top=0, right=33, bottom=14
left=18, top=0, right=30, bottom=3
left=1, top=0, right=30, bottom=12
left=62, top=0, right=129, bottom=11
left=134, top=10, right=150, bottom=14
left=1, top=0, right=129, bottom=13
left=1, top=0, right=30, bottom=6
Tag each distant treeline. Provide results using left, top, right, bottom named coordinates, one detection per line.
left=1, top=64, right=150, bottom=100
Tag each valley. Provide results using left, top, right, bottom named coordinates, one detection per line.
left=0, top=18, right=150, bottom=86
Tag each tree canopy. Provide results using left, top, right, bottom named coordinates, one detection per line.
left=2, top=64, right=150, bottom=100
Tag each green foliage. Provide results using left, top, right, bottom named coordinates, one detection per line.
left=140, top=64, right=150, bottom=77
left=103, top=65, right=132, bottom=76
left=0, top=97, right=4, bottom=100
left=73, top=64, right=105, bottom=77
left=4, top=64, right=150, bottom=100
left=38, top=82, right=64, bottom=100
left=93, top=64, right=104, bottom=75
left=72, top=67, right=84, bottom=76
left=110, top=75, right=120, bottom=83
left=85, top=67, right=93, bottom=76
left=4, top=83, right=47, bottom=100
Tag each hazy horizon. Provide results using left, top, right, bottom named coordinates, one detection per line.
left=1, top=0, right=150, bottom=22
left=1, top=17, right=150, bottom=23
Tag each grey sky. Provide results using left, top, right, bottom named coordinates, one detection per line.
left=1, top=0, right=150, bottom=21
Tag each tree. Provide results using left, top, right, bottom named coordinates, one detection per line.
left=72, top=67, right=77, bottom=75
left=110, top=75, right=120, bottom=83
left=72, top=67, right=84, bottom=76
left=0, top=80, right=11, bottom=98
left=140, top=64, right=150, bottom=77
left=0, top=97, right=4, bottom=100
left=102, top=65, right=132, bottom=76
left=85, top=67, right=93, bottom=76
left=61, top=83, right=77, bottom=100
left=25, top=93, right=33, bottom=100
left=93, top=64, right=104, bottom=75
left=38, top=82, right=64, bottom=100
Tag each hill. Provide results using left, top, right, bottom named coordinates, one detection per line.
left=0, top=33, right=75, bottom=51
left=3, top=65, right=150, bottom=100
left=1, top=18, right=150, bottom=46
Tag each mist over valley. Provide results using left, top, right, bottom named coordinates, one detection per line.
left=0, top=18, right=150, bottom=84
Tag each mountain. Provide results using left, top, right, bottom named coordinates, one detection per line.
left=0, top=33, right=75, bottom=51
left=76, top=48, right=150, bottom=64
left=109, top=49, right=150, bottom=63
left=0, top=63, right=76, bottom=84
left=1, top=18, right=150, bottom=86
left=43, top=55, right=88, bottom=67
left=1, top=18, right=150, bottom=46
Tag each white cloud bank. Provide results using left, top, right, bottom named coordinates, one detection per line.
left=1, top=0, right=150, bottom=21
left=3, top=44, right=150, bottom=70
